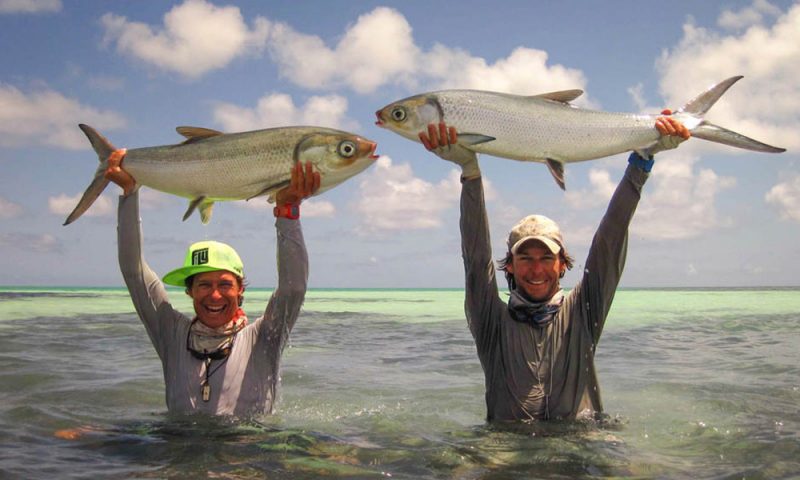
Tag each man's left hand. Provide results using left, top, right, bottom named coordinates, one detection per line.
left=275, top=161, right=320, bottom=205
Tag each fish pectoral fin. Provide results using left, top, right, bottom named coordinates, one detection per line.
left=246, top=180, right=291, bottom=202
left=176, top=126, right=224, bottom=144
left=459, top=133, right=496, bottom=146
left=545, top=158, right=566, bottom=190
left=531, top=89, right=584, bottom=104
left=183, top=196, right=215, bottom=223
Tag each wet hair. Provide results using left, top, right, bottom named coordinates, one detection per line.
left=496, top=248, right=575, bottom=290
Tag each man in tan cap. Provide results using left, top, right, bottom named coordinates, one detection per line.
left=420, top=112, right=689, bottom=422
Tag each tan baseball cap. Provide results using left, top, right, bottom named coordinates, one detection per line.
left=507, top=215, right=566, bottom=256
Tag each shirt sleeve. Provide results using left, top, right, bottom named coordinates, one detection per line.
left=117, top=191, right=179, bottom=360
left=575, top=163, right=648, bottom=344
left=460, top=177, right=505, bottom=367
left=257, top=217, right=309, bottom=353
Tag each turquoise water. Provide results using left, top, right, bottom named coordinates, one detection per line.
left=1, top=287, right=799, bottom=478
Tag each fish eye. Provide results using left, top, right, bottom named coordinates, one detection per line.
left=337, top=140, right=357, bottom=158
left=391, top=107, right=407, bottom=122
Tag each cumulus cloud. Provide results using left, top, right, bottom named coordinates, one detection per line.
left=48, top=192, right=114, bottom=219
left=0, top=0, right=61, bottom=14
left=214, top=93, right=355, bottom=132
left=0, top=84, right=126, bottom=149
left=267, top=7, right=586, bottom=95
left=633, top=154, right=737, bottom=239
left=268, top=7, right=418, bottom=93
left=0, top=233, right=62, bottom=253
left=656, top=2, right=800, bottom=151
left=717, top=0, right=783, bottom=30
left=0, top=196, right=23, bottom=218
left=564, top=168, right=617, bottom=210
left=765, top=174, right=800, bottom=222
left=355, top=156, right=460, bottom=232
left=100, top=0, right=269, bottom=79
left=98, top=3, right=588, bottom=96
left=424, top=45, right=590, bottom=100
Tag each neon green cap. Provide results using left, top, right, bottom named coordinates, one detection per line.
left=162, top=240, right=244, bottom=287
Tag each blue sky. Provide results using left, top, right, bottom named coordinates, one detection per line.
left=1, top=0, right=798, bottom=288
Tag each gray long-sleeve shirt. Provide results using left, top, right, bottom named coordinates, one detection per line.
left=117, top=192, right=308, bottom=416
left=461, top=164, right=648, bottom=422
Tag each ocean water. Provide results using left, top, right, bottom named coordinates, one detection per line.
left=0, top=287, right=798, bottom=479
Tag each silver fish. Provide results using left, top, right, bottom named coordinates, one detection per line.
left=375, top=76, right=785, bottom=189
left=65, top=125, right=379, bottom=225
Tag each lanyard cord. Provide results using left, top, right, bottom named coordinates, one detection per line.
left=198, top=338, right=234, bottom=402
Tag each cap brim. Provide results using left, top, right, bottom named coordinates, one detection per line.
left=511, top=235, right=561, bottom=255
left=162, top=265, right=220, bottom=287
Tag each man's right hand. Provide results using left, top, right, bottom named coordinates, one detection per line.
left=104, top=149, right=137, bottom=196
left=419, top=122, right=481, bottom=179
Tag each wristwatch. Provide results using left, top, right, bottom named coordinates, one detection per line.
left=273, top=203, right=300, bottom=219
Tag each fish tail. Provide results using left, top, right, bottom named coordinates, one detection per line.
left=63, top=124, right=116, bottom=225
left=676, top=76, right=785, bottom=153
left=691, top=122, right=786, bottom=153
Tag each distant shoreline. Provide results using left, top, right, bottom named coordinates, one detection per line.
left=2, top=285, right=799, bottom=291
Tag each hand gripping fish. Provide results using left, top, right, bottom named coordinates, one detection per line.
left=375, top=76, right=785, bottom=189
left=64, top=125, right=379, bottom=225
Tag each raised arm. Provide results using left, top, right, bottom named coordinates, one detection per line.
left=577, top=113, right=690, bottom=343
left=107, top=149, right=180, bottom=359
left=421, top=123, right=504, bottom=365
left=259, top=161, right=319, bottom=351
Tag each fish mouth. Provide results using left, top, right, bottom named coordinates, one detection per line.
left=374, top=111, right=384, bottom=127
left=359, top=138, right=379, bottom=160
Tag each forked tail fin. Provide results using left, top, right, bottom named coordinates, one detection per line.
left=63, top=124, right=116, bottom=225
left=678, top=76, right=786, bottom=153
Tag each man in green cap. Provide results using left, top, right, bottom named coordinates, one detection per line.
left=419, top=112, right=690, bottom=422
left=105, top=149, right=319, bottom=416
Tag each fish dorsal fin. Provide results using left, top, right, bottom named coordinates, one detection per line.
left=545, top=158, right=566, bottom=190
left=176, top=126, right=224, bottom=144
left=531, top=89, right=584, bottom=104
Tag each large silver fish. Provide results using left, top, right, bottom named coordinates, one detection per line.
left=65, top=125, right=379, bottom=225
left=375, top=76, right=785, bottom=189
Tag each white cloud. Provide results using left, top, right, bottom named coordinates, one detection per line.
left=355, top=156, right=460, bottom=232
left=213, top=93, right=355, bottom=132
left=0, top=0, right=61, bottom=14
left=266, top=7, right=587, bottom=96
left=564, top=168, right=617, bottom=210
left=0, top=84, right=126, bottom=149
left=717, top=0, right=783, bottom=30
left=424, top=45, right=590, bottom=101
left=656, top=2, right=800, bottom=151
left=48, top=192, right=114, bottom=219
left=100, top=0, right=269, bottom=79
left=765, top=174, right=800, bottom=222
left=0, top=196, right=23, bottom=219
left=267, top=7, right=418, bottom=93
left=633, top=154, right=737, bottom=240
left=0, top=233, right=62, bottom=253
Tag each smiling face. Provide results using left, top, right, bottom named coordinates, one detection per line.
left=506, top=241, right=565, bottom=302
left=188, top=270, right=243, bottom=329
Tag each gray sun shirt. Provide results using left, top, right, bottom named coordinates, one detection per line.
left=460, top=163, right=648, bottom=422
left=117, top=192, right=308, bottom=417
